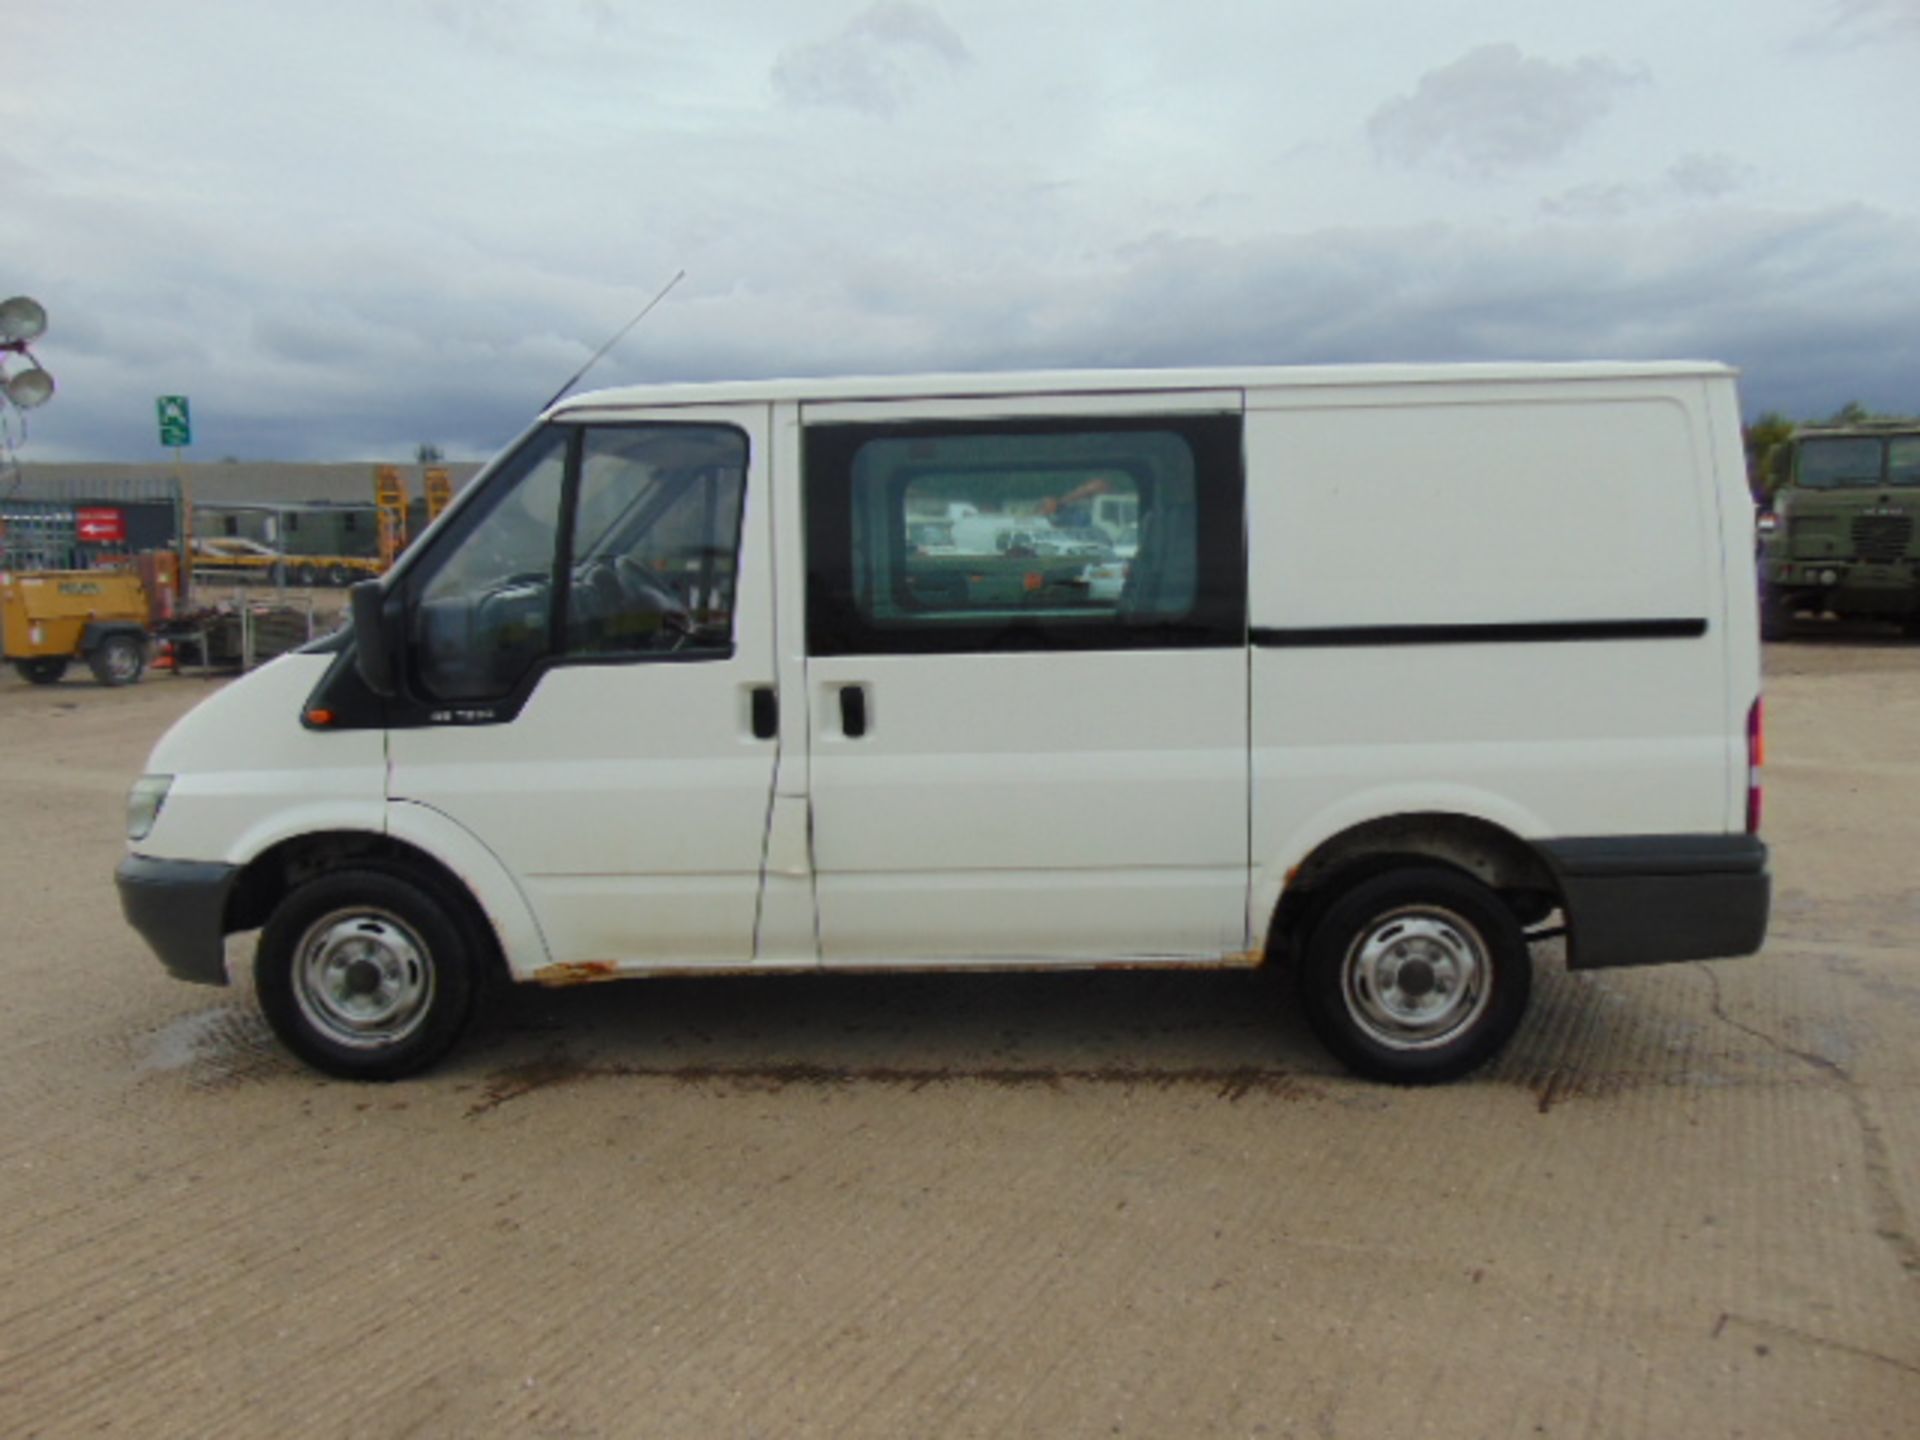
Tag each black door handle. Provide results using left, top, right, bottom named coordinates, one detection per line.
left=839, top=685, right=867, bottom=739
left=750, top=686, right=777, bottom=740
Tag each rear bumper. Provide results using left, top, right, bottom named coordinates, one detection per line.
left=1540, top=835, right=1770, bottom=970
left=116, top=855, right=238, bottom=986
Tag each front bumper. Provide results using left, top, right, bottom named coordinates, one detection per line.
left=1540, top=835, right=1770, bottom=970
left=115, top=855, right=240, bottom=986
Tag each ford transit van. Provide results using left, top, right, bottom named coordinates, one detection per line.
left=116, top=363, right=1770, bottom=1083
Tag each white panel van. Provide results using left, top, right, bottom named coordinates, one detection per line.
left=116, top=364, right=1770, bottom=1083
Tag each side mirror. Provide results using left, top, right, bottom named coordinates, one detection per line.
left=349, top=580, right=399, bottom=697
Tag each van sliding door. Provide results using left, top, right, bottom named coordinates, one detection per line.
left=799, top=396, right=1251, bottom=965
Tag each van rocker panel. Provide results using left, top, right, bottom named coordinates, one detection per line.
left=1541, top=834, right=1769, bottom=969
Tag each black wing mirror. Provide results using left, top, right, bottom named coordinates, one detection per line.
left=349, top=580, right=399, bottom=697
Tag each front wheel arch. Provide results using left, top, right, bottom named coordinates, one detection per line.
left=226, top=831, right=507, bottom=985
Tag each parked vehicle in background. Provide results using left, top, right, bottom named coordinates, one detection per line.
left=191, top=536, right=382, bottom=589
left=2, top=559, right=174, bottom=685
left=1758, top=423, right=1920, bottom=638
left=116, top=362, right=1769, bottom=1086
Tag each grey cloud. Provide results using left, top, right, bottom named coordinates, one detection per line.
left=771, top=3, right=971, bottom=116
left=1539, top=182, right=1645, bottom=220
left=1539, top=153, right=1753, bottom=218
left=1369, top=44, right=1646, bottom=175
left=1666, top=153, right=1752, bottom=200
left=1831, top=0, right=1920, bottom=39
left=20, top=204, right=1920, bottom=462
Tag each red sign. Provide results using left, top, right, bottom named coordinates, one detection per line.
left=75, top=506, right=126, bottom=544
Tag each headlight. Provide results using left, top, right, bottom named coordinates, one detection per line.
left=126, top=774, right=173, bottom=843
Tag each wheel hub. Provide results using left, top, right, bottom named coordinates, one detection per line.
left=292, top=910, right=435, bottom=1050
left=1342, top=907, right=1492, bottom=1051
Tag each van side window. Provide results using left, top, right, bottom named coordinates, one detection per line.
left=804, top=415, right=1244, bottom=656
left=407, top=423, right=748, bottom=703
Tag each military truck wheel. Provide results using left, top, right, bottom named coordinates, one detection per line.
left=1760, top=587, right=1795, bottom=641
left=295, top=563, right=318, bottom=587
left=13, top=657, right=69, bottom=685
left=88, top=634, right=147, bottom=686
left=328, top=565, right=353, bottom=587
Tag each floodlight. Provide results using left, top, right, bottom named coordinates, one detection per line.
left=4, top=363, right=54, bottom=409
left=0, top=296, right=47, bottom=344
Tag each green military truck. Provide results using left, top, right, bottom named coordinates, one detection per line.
left=1759, top=424, right=1920, bottom=639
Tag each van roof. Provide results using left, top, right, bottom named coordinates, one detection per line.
left=551, top=360, right=1737, bottom=416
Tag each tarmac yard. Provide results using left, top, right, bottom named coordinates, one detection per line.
left=0, top=637, right=1915, bottom=1438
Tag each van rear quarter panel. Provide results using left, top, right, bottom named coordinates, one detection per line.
left=1246, top=376, right=1740, bottom=921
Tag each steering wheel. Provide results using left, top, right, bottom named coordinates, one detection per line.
left=613, top=555, right=695, bottom=648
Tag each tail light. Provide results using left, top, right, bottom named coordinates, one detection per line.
left=1746, top=697, right=1764, bottom=833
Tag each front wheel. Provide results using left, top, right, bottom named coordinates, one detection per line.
left=255, top=869, right=480, bottom=1080
left=1296, top=866, right=1532, bottom=1084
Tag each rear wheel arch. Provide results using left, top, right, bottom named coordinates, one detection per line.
left=1268, top=812, right=1562, bottom=961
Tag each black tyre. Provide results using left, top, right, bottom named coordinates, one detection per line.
left=88, top=633, right=147, bottom=686
left=296, top=563, right=318, bottom=587
left=14, top=657, right=69, bottom=685
left=328, top=565, right=353, bottom=587
left=255, top=869, right=480, bottom=1080
left=1759, top=587, right=1795, bottom=641
left=1296, top=866, right=1531, bottom=1084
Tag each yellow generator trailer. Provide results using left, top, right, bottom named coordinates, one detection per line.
left=1, top=567, right=159, bottom=686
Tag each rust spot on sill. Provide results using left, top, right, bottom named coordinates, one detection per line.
left=532, top=961, right=620, bottom=988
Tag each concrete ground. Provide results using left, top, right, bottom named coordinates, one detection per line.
left=0, top=634, right=1914, bottom=1438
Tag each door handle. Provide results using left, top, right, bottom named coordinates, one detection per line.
left=839, top=684, right=868, bottom=739
left=750, top=686, right=778, bottom=741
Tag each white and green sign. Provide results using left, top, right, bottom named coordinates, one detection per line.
left=157, top=395, right=192, bottom=448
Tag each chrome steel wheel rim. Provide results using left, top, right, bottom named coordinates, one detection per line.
left=1341, top=904, right=1492, bottom=1051
left=292, top=908, right=435, bottom=1050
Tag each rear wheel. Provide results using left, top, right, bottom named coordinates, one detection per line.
left=255, top=869, right=480, bottom=1080
left=1296, top=866, right=1532, bottom=1084
left=14, top=657, right=69, bottom=684
left=88, top=633, right=147, bottom=686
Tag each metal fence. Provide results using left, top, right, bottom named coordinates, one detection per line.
left=1, top=476, right=185, bottom=573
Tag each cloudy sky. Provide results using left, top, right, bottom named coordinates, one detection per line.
left=5, top=0, right=1917, bottom=461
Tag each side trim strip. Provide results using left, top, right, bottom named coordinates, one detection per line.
left=1250, top=618, right=1708, bottom=648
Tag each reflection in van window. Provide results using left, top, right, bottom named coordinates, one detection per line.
left=856, top=429, right=1196, bottom=626
left=567, top=427, right=746, bottom=657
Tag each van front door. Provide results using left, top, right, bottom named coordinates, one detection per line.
left=385, top=406, right=779, bottom=972
left=799, top=399, right=1250, bottom=964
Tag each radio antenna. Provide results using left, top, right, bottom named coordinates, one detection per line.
left=543, top=268, right=687, bottom=411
